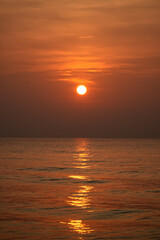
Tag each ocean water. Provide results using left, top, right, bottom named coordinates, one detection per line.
left=0, top=138, right=160, bottom=240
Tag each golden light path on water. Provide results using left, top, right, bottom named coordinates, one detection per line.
left=73, top=153, right=89, bottom=169
left=69, top=175, right=87, bottom=180
left=60, top=140, right=94, bottom=237
left=67, top=185, right=93, bottom=208
left=68, top=219, right=94, bottom=234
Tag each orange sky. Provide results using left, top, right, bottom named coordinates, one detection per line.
left=0, top=0, right=160, bottom=137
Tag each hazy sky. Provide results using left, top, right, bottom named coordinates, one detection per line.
left=0, top=0, right=160, bottom=137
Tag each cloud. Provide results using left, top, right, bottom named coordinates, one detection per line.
left=0, top=0, right=160, bottom=86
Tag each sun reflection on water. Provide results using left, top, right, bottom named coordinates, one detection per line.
left=79, top=185, right=93, bottom=194
left=69, top=175, right=86, bottom=180
left=68, top=219, right=94, bottom=234
left=67, top=185, right=93, bottom=208
left=62, top=139, right=95, bottom=237
left=73, top=153, right=90, bottom=169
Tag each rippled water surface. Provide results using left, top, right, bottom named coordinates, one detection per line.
left=0, top=138, right=160, bottom=240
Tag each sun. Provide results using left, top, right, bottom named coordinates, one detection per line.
left=77, top=85, right=87, bottom=95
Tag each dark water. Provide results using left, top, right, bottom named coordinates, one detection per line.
left=0, top=138, right=160, bottom=240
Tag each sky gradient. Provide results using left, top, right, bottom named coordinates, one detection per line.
left=0, top=0, right=160, bottom=137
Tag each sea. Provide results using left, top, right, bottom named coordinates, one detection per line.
left=0, top=138, right=160, bottom=240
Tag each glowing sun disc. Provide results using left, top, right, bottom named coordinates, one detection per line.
left=77, top=85, right=87, bottom=95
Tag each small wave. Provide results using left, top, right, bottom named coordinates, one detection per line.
left=137, top=216, right=153, bottom=221
left=146, top=190, right=160, bottom=193
left=38, top=167, right=66, bottom=171
left=18, top=167, right=67, bottom=172
left=85, top=180, right=110, bottom=184
left=118, top=170, right=140, bottom=174
left=40, top=177, right=68, bottom=182
left=89, top=209, right=140, bottom=220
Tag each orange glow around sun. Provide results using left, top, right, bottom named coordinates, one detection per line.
left=77, top=85, right=87, bottom=95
